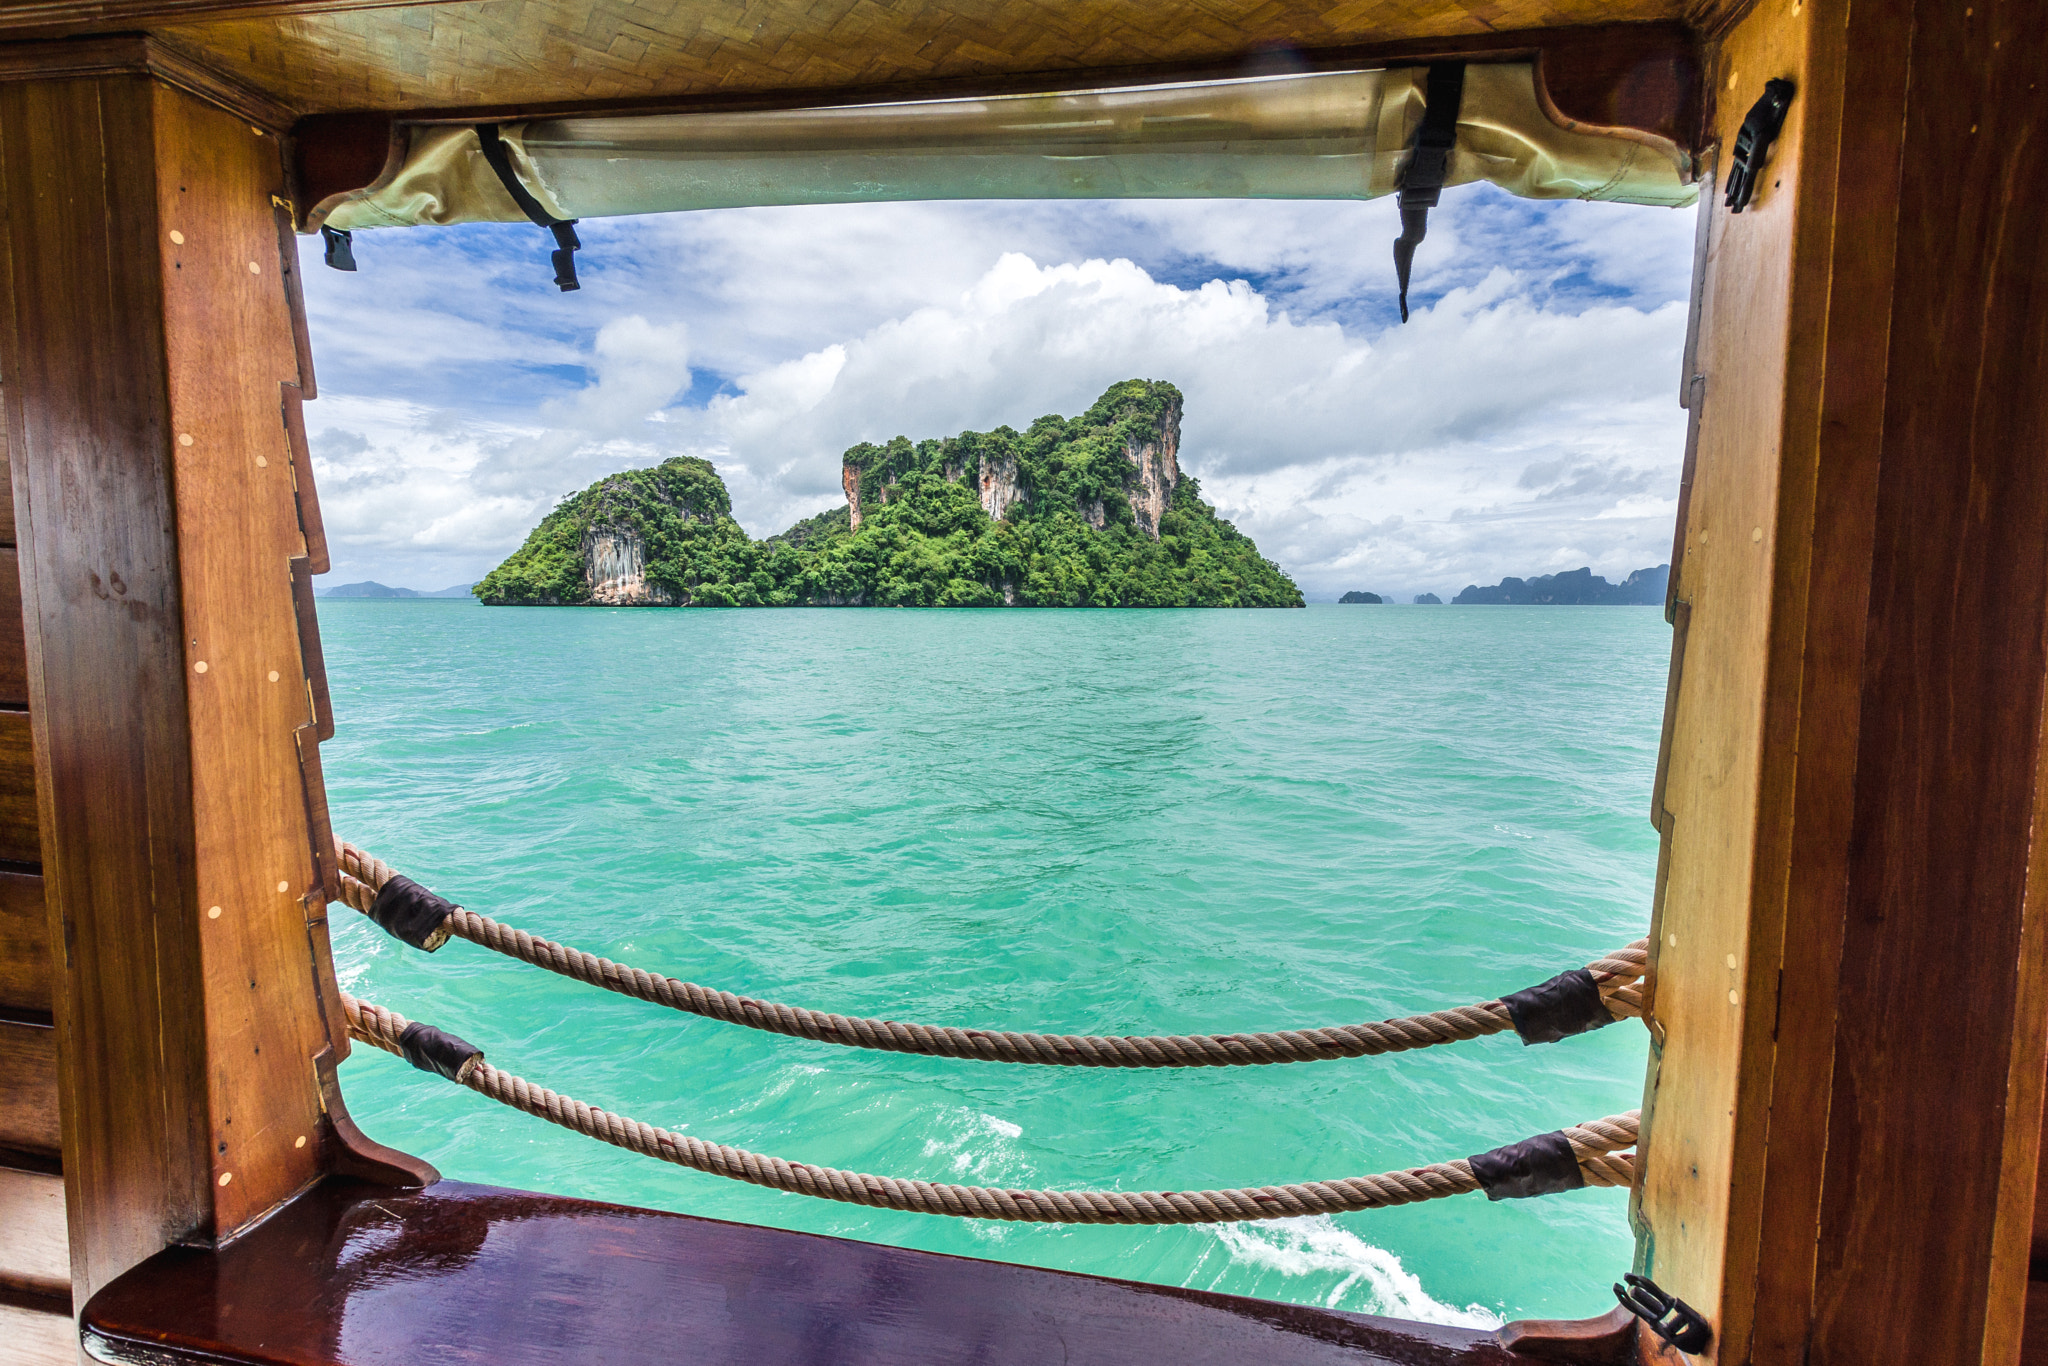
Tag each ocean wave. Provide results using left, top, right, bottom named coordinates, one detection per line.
left=1205, top=1217, right=1502, bottom=1328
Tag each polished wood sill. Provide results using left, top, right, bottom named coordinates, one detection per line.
left=80, top=1178, right=1534, bottom=1365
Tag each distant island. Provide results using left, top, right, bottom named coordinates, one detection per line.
left=475, top=380, right=1302, bottom=608
left=1414, top=593, right=1443, bottom=605
left=320, top=581, right=475, bottom=599
left=1452, top=565, right=1668, bottom=605
left=1339, top=591, right=1383, bottom=604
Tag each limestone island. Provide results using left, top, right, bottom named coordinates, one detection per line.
left=474, top=380, right=1303, bottom=608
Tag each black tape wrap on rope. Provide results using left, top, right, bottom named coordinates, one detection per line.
left=398, top=1021, right=484, bottom=1082
left=1468, top=1129, right=1584, bottom=1201
left=369, top=874, right=458, bottom=952
left=1502, top=968, right=1615, bottom=1045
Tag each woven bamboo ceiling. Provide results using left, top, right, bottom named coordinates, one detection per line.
left=20, top=0, right=1732, bottom=118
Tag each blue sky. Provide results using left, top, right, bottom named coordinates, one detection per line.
left=297, top=184, right=1697, bottom=600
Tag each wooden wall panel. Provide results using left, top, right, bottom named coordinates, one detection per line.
left=0, top=871, right=49, bottom=1014
left=153, top=82, right=336, bottom=1235
left=1636, top=2, right=2048, bottom=1364
left=0, top=1018, right=57, bottom=1155
left=1806, top=3, right=2048, bottom=1363
left=0, top=70, right=215, bottom=1308
left=0, top=1303, right=71, bottom=1365
left=0, top=711, right=38, bottom=865
left=1633, top=5, right=1821, bottom=1357
left=0, top=1167, right=69, bottom=1296
left=0, top=548, right=27, bottom=708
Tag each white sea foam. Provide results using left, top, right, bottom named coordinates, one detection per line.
left=1205, top=1218, right=1502, bottom=1329
left=919, top=1110, right=1030, bottom=1243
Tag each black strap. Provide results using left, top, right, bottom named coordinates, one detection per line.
left=1392, top=63, right=1465, bottom=323
left=1500, top=968, right=1617, bottom=1045
left=1468, top=1129, right=1585, bottom=1201
left=475, top=123, right=582, bottom=292
left=398, top=1021, right=484, bottom=1082
left=368, top=874, right=457, bottom=952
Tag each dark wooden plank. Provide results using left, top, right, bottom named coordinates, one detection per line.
left=0, top=711, right=38, bottom=865
left=82, top=1178, right=1521, bottom=1366
left=1807, top=5, right=2048, bottom=1365
left=0, top=870, right=48, bottom=1014
left=0, top=1017, right=57, bottom=1155
left=0, top=547, right=28, bottom=707
left=0, top=387, right=14, bottom=547
left=1, top=70, right=215, bottom=1307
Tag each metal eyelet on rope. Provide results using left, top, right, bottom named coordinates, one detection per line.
left=334, top=841, right=1649, bottom=1068
left=347, top=990, right=1637, bottom=1225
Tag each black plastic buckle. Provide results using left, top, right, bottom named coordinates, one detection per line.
left=1724, top=78, right=1796, bottom=213
left=1614, top=1273, right=1711, bottom=1354
left=320, top=225, right=357, bottom=271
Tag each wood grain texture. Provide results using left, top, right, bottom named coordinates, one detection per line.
left=0, top=870, right=49, bottom=1014
left=162, top=0, right=1693, bottom=121
left=0, top=1167, right=69, bottom=1297
left=0, top=70, right=381, bottom=1310
left=1808, top=3, right=2048, bottom=1364
left=0, top=711, right=39, bottom=864
left=281, top=388, right=328, bottom=573
left=79, top=1177, right=1526, bottom=1366
left=0, top=70, right=212, bottom=1308
left=153, top=82, right=349, bottom=1237
left=0, top=548, right=29, bottom=708
left=1636, top=2, right=2048, bottom=1364
left=0, top=390, right=13, bottom=547
left=0, top=1017, right=57, bottom=1154
left=1633, top=1, right=1822, bottom=1360
left=0, top=1302, right=73, bottom=1364
left=0, top=34, right=296, bottom=128
left=272, top=205, right=314, bottom=399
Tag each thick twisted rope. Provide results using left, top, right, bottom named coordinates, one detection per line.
left=336, top=843, right=1647, bottom=1069
left=344, top=994, right=1636, bottom=1224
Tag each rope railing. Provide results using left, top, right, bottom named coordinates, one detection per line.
left=335, top=842, right=1649, bottom=1069
left=344, top=992, right=1637, bottom=1224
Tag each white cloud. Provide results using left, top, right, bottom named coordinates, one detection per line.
left=299, top=193, right=1694, bottom=598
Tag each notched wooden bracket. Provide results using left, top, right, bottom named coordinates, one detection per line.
left=295, top=723, right=338, bottom=904
left=314, top=1047, right=439, bottom=1189
left=272, top=201, right=317, bottom=399
left=288, top=554, right=333, bottom=740
left=281, top=385, right=329, bottom=573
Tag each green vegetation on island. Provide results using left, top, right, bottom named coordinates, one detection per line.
left=475, top=380, right=1303, bottom=609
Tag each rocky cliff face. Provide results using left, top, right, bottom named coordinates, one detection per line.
left=978, top=453, right=1022, bottom=521
left=583, top=524, right=677, bottom=605
left=843, top=464, right=865, bottom=530
left=1120, top=389, right=1181, bottom=540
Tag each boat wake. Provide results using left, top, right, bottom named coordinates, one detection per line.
left=1204, top=1217, right=1502, bottom=1328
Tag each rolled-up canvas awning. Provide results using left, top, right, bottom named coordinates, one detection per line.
left=307, top=62, right=1695, bottom=233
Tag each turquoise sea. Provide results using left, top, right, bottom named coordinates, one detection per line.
left=324, top=601, right=1666, bottom=1326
